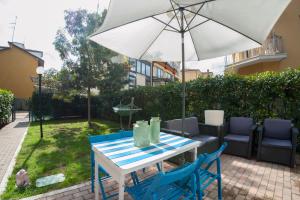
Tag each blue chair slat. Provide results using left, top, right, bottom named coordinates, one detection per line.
left=195, top=142, right=227, bottom=200
left=126, top=158, right=198, bottom=200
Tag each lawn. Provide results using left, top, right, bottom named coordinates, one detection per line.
left=1, top=119, right=119, bottom=200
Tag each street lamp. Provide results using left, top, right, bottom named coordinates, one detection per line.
left=36, top=66, right=44, bottom=139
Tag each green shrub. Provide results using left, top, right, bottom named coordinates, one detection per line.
left=0, top=89, right=14, bottom=126
left=29, top=92, right=88, bottom=120
left=30, top=69, right=300, bottom=126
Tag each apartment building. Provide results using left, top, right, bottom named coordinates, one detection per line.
left=0, top=42, right=44, bottom=109
left=128, top=58, right=178, bottom=88
left=225, top=0, right=300, bottom=75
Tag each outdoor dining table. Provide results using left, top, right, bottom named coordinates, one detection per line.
left=92, top=132, right=201, bottom=200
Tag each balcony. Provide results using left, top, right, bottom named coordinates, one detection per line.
left=227, top=33, right=287, bottom=69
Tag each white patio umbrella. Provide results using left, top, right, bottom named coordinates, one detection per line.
left=90, top=0, right=290, bottom=131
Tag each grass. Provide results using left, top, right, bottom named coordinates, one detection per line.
left=1, top=119, right=119, bottom=200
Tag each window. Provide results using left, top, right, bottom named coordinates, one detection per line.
left=146, top=65, right=151, bottom=76
left=129, top=59, right=136, bottom=71
left=157, top=68, right=163, bottom=78
left=166, top=72, right=172, bottom=79
left=141, top=63, right=146, bottom=75
left=137, top=61, right=142, bottom=73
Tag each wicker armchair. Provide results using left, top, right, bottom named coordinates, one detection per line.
left=257, top=119, right=299, bottom=167
left=223, top=117, right=256, bottom=158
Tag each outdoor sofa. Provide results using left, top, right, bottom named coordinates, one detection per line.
left=223, top=117, right=256, bottom=158
left=161, top=117, right=222, bottom=162
left=257, top=119, right=299, bottom=167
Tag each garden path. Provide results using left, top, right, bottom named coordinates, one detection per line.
left=0, top=112, right=29, bottom=194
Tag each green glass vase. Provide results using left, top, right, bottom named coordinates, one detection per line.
left=150, top=117, right=161, bottom=144
left=133, top=120, right=150, bottom=147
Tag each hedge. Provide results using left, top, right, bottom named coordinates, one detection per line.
left=0, top=89, right=14, bottom=126
left=30, top=69, right=300, bottom=127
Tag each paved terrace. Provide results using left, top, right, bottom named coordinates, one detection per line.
left=22, top=154, right=300, bottom=200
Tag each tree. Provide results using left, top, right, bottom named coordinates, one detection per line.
left=53, top=9, right=127, bottom=127
left=42, top=68, right=79, bottom=100
left=98, top=63, right=129, bottom=95
left=36, top=68, right=59, bottom=92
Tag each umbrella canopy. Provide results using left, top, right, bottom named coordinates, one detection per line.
left=90, top=0, right=290, bottom=130
left=90, top=0, right=290, bottom=61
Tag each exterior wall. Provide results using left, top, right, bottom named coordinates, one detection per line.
left=236, top=61, right=281, bottom=75
left=0, top=46, right=38, bottom=99
left=227, top=0, right=300, bottom=75
left=184, top=70, right=201, bottom=82
left=135, top=73, right=146, bottom=86
left=181, top=70, right=213, bottom=82
left=273, top=0, right=300, bottom=70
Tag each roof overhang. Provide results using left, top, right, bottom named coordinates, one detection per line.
left=226, top=53, right=287, bottom=70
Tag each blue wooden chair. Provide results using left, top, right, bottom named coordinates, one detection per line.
left=195, top=143, right=227, bottom=200
left=125, top=157, right=200, bottom=200
left=89, top=131, right=139, bottom=200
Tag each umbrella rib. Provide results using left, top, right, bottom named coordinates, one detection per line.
left=184, top=3, right=206, bottom=32
left=139, top=12, right=179, bottom=59
left=183, top=13, right=200, bottom=60
left=152, top=17, right=180, bottom=32
left=165, top=28, right=178, bottom=33
left=186, top=19, right=210, bottom=32
left=89, top=10, right=178, bottom=37
left=184, top=9, right=262, bottom=45
left=183, top=0, right=217, bottom=9
left=170, top=0, right=180, bottom=7
left=169, top=0, right=181, bottom=29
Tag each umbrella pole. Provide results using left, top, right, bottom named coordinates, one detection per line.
left=180, top=8, right=186, bottom=136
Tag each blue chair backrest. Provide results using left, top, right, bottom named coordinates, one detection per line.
left=89, top=131, right=133, bottom=145
left=142, top=159, right=200, bottom=200
left=196, top=143, right=228, bottom=170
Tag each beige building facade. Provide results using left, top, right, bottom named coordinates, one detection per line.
left=225, top=0, right=300, bottom=75
left=181, top=69, right=213, bottom=82
left=0, top=42, right=43, bottom=109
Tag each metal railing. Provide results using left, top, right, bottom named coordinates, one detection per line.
left=232, top=33, right=284, bottom=64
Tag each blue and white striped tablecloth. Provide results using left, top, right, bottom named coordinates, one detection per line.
left=92, top=132, right=200, bottom=170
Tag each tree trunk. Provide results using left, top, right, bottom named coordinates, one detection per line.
left=88, top=85, right=91, bottom=128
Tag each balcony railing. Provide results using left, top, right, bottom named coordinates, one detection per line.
left=231, top=33, right=284, bottom=64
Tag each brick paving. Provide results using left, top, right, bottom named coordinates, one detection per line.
left=0, top=112, right=29, bottom=194
left=21, top=154, right=300, bottom=200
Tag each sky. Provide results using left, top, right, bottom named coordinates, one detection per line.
left=0, top=0, right=226, bottom=75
